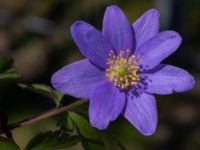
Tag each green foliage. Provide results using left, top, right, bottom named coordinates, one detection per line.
left=0, top=57, right=19, bottom=79
left=67, top=111, right=125, bottom=150
left=18, top=83, right=64, bottom=106
left=69, top=111, right=100, bottom=140
left=0, top=56, right=13, bottom=73
left=58, top=113, right=74, bottom=134
left=0, top=137, right=20, bottom=150
left=25, top=131, right=80, bottom=150
left=68, top=111, right=105, bottom=150
left=99, top=131, right=126, bottom=150
left=0, top=69, right=19, bottom=79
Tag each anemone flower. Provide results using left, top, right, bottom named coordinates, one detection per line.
left=51, top=5, right=195, bottom=135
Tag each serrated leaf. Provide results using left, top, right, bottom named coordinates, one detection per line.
left=68, top=111, right=104, bottom=150
left=0, top=56, right=13, bottom=73
left=0, top=69, right=19, bottom=79
left=25, top=131, right=80, bottom=150
left=0, top=137, right=20, bottom=150
left=18, top=83, right=64, bottom=106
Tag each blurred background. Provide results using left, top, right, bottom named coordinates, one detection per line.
left=0, top=0, right=200, bottom=149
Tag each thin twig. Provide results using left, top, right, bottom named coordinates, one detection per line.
left=6, top=99, right=88, bottom=132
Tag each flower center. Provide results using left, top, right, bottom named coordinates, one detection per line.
left=105, top=49, right=142, bottom=89
left=115, top=66, right=127, bottom=76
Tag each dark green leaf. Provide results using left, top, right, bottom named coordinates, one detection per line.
left=0, top=137, right=20, bottom=150
left=58, top=113, right=74, bottom=135
left=99, top=131, right=126, bottom=150
left=0, top=69, right=19, bottom=79
left=18, top=84, right=64, bottom=106
left=68, top=111, right=105, bottom=150
left=69, top=111, right=99, bottom=140
left=25, top=131, right=80, bottom=150
left=0, top=56, right=13, bottom=73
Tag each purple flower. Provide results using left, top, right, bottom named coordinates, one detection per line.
left=51, top=5, right=195, bottom=135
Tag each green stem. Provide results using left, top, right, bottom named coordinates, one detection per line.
left=7, top=99, right=88, bottom=131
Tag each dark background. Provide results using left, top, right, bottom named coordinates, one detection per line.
left=0, top=0, right=200, bottom=149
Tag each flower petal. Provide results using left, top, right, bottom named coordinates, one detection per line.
left=103, top=5, right=135, bottom=55
left=71, top=21, right=112, bottom=69
left=123, top=92, right=157, bottom=136
left=137, top=31, right=182, bottom=69
left=89, top=80, right=125, bottom=129
left=51, top=59, right=105, bottom=99
left=143, top=64, right=195, bottom=94
left=133, top=9, right=160, bottom=50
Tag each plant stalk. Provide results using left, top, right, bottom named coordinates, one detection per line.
left=7, top=99, right=88, bottom=132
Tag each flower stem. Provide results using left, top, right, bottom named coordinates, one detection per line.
left=7, top=99, right=88, bottom=131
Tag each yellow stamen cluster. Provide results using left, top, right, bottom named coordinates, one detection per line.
left=106, top=50, right=141, bottom=89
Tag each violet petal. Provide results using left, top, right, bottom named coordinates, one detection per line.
left=71, top=21, right=112, bottom=69
left=51, top=59, right=105, bottom=99
left=144, top=64, right=195, bottom=94
left=133, top=9, right=160, bottom=51
left=89, top=80, right=125, bottom=129
left=103, top=5, right=135, bottom=55
left=123, top=92, right=157, bottom=136
left=137, top=31, right=182, bottom=69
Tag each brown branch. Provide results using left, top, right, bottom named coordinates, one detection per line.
left=6, top=99, right=88, bottom=132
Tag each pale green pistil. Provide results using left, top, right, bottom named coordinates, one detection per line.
left=115, top=66, right=127, bottom=77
